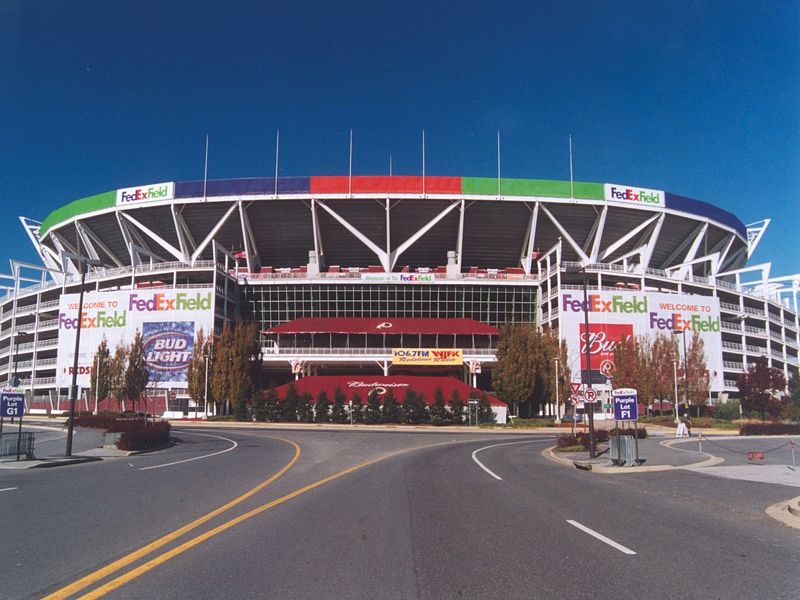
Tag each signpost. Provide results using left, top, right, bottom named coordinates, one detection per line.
left=584, top=388, right=598, bottom=403
left=1, top=390, right=26, bottom=462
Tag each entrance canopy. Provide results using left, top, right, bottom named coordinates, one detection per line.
left=273, top=375, right=505, bottom=406
left=264, top=318, right=499, bottom=336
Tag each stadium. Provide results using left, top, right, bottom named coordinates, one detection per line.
left=2, top=174, right=798, bottom=421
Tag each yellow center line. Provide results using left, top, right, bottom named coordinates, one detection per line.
left=77, top=452, right=395, bottom=600
left=43, top=436, right=301, bottom=600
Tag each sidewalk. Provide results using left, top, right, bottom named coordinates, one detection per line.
left=0, top=425, right=133, bottom=469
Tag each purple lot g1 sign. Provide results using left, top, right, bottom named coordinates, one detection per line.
left=56, top=289, right=214, bottom=389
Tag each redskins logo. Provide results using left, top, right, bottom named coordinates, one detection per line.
left=376, top=322, right=393, bottom=329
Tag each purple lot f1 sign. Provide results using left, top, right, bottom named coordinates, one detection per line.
left=143, top=321, right=195, bottom=384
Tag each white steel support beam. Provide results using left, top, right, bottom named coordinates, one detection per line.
left=116, top=212, right=137, bottom=266
left=539, top=205, right=589, bottom=264
left=587, top=206, right=608, bottom=262
left=710, top=234, right=735, bottom=276
left=522, top=202, right=540, bottom=274
left=74, top=222, right=103, bottom=266
left=640, top=213, right=665, bottom=271
left=599, top=214, right=659, bottom=263
left=238, top=201, right=261, bottom=272
left=120, top=212, right=184, bottom=262
left=171, top=205, right=195, bottom=261
left=386, top=199, right=392, bottom=263
left=76, top=221, right=125, bottom=267
left=191, top=203, right=239, bottom=264
left=456, top=199, right=465, bottom=271
left=20, top=217, right=62, bottom=281
left=311, top=200, right=323, bottom=266
left=673, top=223, right=708, bottom=279
left=389, top=201, right=460, bottom=271
left=659, top=222, right=704, bottom=270
left=316, top=200, right=390, bottom=271
left=50, top=232, right=80, bottom=276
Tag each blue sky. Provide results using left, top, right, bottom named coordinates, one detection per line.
left=1, top=1, right=798, bottom=278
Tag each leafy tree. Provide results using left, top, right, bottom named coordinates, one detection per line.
left=315, top=390, right=331, bottom=423
left=429, top=388, right=449, bottom=426
left=108, top=343, right=128, bottom=412
left=783, top=371, right=800, bottom=421
left=331, top=387, right=349, bottom=423
left=650, top=334, right=679, bottom=414
left=685, top=332, right=710, bottom=416
left=297, top=392, right=314, bottom=423
left=251, top=388, right=268, bottom=421
left=382, top=389, right=401, bottom=423
left=493, top=324, right=566, bottom=417
left=210, top=320, right=261, bottom=417
left=448, top=389, right=464, bottom=425
left=364, top=390, right=382, bottom=424
left=402, top=389, right=428, bottom=424
left=475, top=392, right=496, bottom=424
left=280, top=383, right=299, bottom=421
left=187, top=329, right=213, bottom=415
left=124, top=330, right=149, bottom=414
left=350, top=392, right=364, bottom=423
left=737, top=356, right=788, bottom=421
left=90, top=338, right=111, bottom=412
left=263, top=387, right=280, bottom=421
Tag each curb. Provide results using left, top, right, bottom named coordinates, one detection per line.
left=0, top=456, right=102, bottom=470
left=766, top=495, right=800, bottom=530
left=541, top=444, right=722, bottom=473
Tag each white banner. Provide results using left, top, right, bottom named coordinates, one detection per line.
left=56, top=288, right=214, bottom=389
left=604, top=183, right=664, bottom=208
left=360, top=273, right=436, bottom=283
left=559, top=290, right=723, bottom=391
left=116, top=182, right=174, bottom=206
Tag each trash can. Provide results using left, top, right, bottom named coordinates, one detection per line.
left=610, top=435, right=636, bottom=466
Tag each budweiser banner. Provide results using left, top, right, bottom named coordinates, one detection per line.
left=559, top=290, right=723, bottom=390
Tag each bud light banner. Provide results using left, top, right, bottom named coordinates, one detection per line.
left=559, top=290, right=723, bottom=391
left=143, top=321, right=194, bottom=383
left=56, top=289, right=214, bottom=388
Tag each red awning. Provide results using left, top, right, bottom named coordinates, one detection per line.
left=273, top=376, right=505, bottom=406
left=263, top=317, right=499, bottom=336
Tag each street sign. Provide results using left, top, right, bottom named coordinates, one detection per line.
left=467, top=399, right=478, bottom=406
left=1, top=392, right=25, bottom=418
left=584, top=388, right=598, bottom=403
left=570, top=382, right=581, bottom=395
left=612, top=389, right=638, bottom=421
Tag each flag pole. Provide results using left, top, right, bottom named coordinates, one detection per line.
left=274, top=129, right=280, bottom=197
left=203, top=134, right=209, bottom=202
left=569, top=134, right=574, bottom=200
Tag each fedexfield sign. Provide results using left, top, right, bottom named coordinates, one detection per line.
left=604, top=183, right=664, bottom=208
left=116, top=182, right=174, bottom=206
left=559, top=290, right=722, bottom=391
left=56, top=289, right=214, bottom=389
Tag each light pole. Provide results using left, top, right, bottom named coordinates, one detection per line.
left=566, top=264, right=596, bottom=458
left=554, top=357, right=561, bottom=424
left=672, top=358, right=679, bottom=424
left=65, top=254, right=102, bottom=457
left=674, top=329, right=689, bottom=418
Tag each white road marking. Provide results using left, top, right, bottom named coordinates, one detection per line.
left=471, top=438, right=554, bottom=480
left=0, top=487, right=18, bottom=493
left=566, top=520, right=637, bottom=555
left=138, top=432, right=238, bottom=471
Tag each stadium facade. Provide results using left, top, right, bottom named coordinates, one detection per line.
left=2, top=175, right=798, bottom=416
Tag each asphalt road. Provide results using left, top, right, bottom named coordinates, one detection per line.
left=1, top=426, right=798, bottom=599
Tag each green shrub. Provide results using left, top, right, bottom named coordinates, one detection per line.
left=740, top=422, right=800, bottom=435
left=711, top=400, right=740, bottom=421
